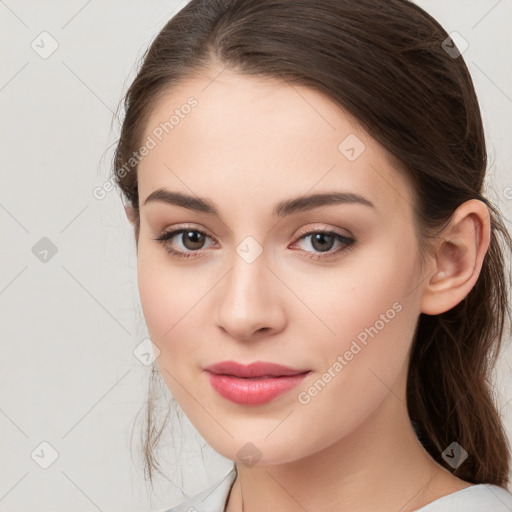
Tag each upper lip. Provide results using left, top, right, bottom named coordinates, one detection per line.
left=203, top=360, right=310, bottom=378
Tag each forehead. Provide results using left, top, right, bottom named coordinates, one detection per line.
left=137, top=67, right=414, bottom=218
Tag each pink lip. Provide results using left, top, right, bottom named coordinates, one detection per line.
left=203, top=360, right=311, bottom=405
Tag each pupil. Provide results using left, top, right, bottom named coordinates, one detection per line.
left=184, top=231, right=204, bottom=250
left=312, top=233, right=333, bottom=252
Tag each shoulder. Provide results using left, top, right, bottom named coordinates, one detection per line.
left=415, top=483, right=512, bottom=511
left=161, top=466, right=237, bottom=512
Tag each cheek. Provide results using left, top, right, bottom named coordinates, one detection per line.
left=137, top=245, right=196, bottom=350
left=136, top=256, right=202, bottom=408
left=288, top=245, right=420, bottom=447
left=355, top=244, right=420, bottom=358
left=136, top=242, right=219, bottom=397
left=293, top=237, right=419, bottom=353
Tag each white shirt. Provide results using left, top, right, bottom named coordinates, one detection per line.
left=163, top=465, right=512, bottom=512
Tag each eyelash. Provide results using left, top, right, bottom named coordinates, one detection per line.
left=153, top=225, right=355, bottom=261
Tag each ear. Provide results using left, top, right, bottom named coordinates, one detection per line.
left=420, top=199, right=491, bottom=315
left=124, top=205, right=138, bottom=226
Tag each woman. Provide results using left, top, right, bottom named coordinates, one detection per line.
left=114, top=0, right=512, bottom=510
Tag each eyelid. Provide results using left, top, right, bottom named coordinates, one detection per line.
left=155, top=223, right=351, bottom=245
left=293, top=223, right=354, bottom=240
left=154, top=223, right=355, bottom=260
left=289, top=225, right=355, bottom=260
left=155, top=223, right=217, bottom=242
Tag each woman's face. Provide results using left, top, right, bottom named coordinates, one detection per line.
left=135, top=67, right=428, bottom=465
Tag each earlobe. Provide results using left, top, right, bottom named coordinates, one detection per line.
left=420, top=199, right=491, bottom=316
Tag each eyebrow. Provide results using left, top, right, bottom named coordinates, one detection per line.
left=143, top=188, right=375, bottom=218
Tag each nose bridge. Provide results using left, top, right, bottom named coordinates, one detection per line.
left=215, top=234, right=283, bottom=338
left=225, top=235, right=269, bottom=309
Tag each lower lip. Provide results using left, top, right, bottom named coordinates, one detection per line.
left=206, top=372, right=310, bottom=405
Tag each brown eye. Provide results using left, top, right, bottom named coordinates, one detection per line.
left=180, top=230, right=207, bottom=250
left=292, top=230, right=355, bottom=261
left=153, top=227, right=216, bottom=260
left=309, top=232, right=336, bottom=252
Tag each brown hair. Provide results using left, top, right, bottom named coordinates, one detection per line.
left=114, top=0, right=512, bottom=487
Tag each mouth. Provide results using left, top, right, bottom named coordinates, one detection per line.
left=203, top=360, right=310, bottom=378
left=203, top=361, right=311, bottom=405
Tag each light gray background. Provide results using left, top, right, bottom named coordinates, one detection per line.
left=1, top=1, right=511, bottom=511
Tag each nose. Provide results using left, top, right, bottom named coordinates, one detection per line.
left=215, top=251, right=286, bottom=341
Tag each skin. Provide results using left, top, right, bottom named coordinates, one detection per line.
left=126, top=66, right=490, bottom=511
